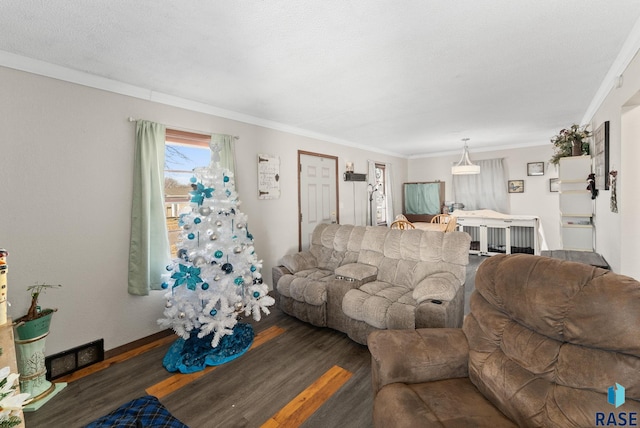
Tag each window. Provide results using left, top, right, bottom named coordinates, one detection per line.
left=452, top=158, right=508, bottom=213
left=164, top=130, right=211, bottom=257
left=374, top=163, right=386, bottom=225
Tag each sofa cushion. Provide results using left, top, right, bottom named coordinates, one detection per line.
left=315, top=246, right=345, bottom=271
left=465, top=254, right=640, bottom=427
left=277, top=268, right=333, bottom=306
left=357, top=227, right=388, bottom=267
left=343, top=281, right=416, bottom=329
left=413, top=271, right=459, bottom=303
left=374, top=378, right=517, bottom=428
left=333, top=224, right=354, bottom=252
left=377, top=258, right=417, bottom=288
left=369, top=328, right=469, bottom=392
left=334, top=263, right=377, bottom=281
left=279, top=251, right=318, bottom=273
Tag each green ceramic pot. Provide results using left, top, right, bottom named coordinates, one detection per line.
left=14, top=310, right=54, bottom=340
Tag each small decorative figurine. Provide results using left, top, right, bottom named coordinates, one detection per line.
left=586, top=173, right=599, bottom=200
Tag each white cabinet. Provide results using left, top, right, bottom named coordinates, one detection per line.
left=559, top=156, right=593, bottom=251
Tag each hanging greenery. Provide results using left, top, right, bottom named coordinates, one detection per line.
left=549, top=124, right=592, bottom=165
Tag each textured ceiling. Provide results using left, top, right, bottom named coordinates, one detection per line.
left=1, top=1, right=640, bottom=157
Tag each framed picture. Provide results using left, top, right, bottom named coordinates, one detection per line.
left=527, top=162, right=544, bottom=176
left=593, top=121, right=610, bottom=190
left=549, top=178, right=559, bottom=192
left=508, top=180, right=524, bottom=193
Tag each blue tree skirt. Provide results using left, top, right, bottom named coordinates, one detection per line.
left=163, top=323, right=254, bottom=373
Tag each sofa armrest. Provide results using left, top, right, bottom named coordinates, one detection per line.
left=413, top=272, right=460, bottom=304
left=271, top=265, right=292, bottom=291
left=368, top=328, right=469, bottom=393
left=279, top=251, right=317, bottom=273
left=415, top=283, right=465, bottom=329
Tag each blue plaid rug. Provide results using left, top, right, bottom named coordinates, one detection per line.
left=85, top=395, right=188, bottom=427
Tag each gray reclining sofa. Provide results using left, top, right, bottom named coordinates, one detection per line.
left=271, top=223, right=471, bottom=344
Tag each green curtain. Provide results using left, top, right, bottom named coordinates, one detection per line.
left=404, top=183, right=441, bottom=214
left=211, top=133, right=236, bottom=175
left=128, top=120, right=171, bottom=296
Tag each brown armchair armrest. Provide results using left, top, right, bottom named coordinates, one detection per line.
left=368, top=328, right=469, bottom=393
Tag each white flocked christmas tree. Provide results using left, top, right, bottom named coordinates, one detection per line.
left=159, top=147, right=274, bottom=373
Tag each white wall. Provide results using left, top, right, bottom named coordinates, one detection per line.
left=620, top=103, right=640, bottom=278
left=588, top=50, right=640, bottom=276
left=0, top=66, right=407, bottom=355
left=5, top=47, right=639, bottom=357
left=408, top=144, right=560, bottom=250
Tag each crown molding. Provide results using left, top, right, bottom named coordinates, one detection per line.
left=0, top=50, right=403, bottom=159
left=408, top=141, right=548, bottom=160
left=581, top=16, right=640, bottom=124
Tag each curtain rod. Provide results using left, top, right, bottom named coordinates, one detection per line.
left=127, top=117, right=239, bottom=140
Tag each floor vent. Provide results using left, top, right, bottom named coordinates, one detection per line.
left=45, top=339, right=104, bottom=380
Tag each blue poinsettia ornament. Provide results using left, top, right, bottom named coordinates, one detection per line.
left=189, top=182, right=214, bottom=206
left=171, top=264, right=203, bottom=290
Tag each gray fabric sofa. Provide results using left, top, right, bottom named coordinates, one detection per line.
left=368, top=253, right=640, bottom=427
left=271, top=223, right=471, bottom=344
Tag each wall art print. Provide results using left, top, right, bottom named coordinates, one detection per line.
left=508, top=180, right=524, bottom=193
left=593, top=121, right=610, bottom=190
left=258, top=154, right=281, bottom=199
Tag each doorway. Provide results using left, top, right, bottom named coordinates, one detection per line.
left=298, top=151, right=339, bottom=250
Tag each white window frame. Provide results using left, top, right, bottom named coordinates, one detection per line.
left=164, top=130, right=211, bottom=257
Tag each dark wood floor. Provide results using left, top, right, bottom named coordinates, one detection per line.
left=25, top=305, right=374, bottom=428
left=25, top=256, right=487, bottom=428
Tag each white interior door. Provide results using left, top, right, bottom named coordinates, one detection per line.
left=299, top=152, right=338, bottom=250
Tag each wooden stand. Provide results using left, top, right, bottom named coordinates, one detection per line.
left=0, top=321, right=25, bottom=428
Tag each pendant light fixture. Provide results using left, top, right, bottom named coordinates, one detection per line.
left=451, top=138, right=480, bottom=175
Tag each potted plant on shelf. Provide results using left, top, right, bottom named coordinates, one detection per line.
left=549, top=124, right=592, bottom=165
left=12, top=283, right=64, bottom=409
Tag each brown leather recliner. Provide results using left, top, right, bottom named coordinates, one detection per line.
left=368, top=253, right=640, bottom=427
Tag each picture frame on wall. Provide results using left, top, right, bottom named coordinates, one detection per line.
left=257, top=153, right=281, bottom=199
left=593, top=121, right=610, bottom=190
left=527, top=162, right=545, bottom=176
left=508, top=180, right=524, bottom=193
left=549, top=178, right=559, bottom=192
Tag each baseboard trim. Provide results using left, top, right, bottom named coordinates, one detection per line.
left=104, top=329, right=173, bottom=360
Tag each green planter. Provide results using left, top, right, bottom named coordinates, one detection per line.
left=15, top=310, right=54, bottom=340
left=13, top=309, right=66, bottom=410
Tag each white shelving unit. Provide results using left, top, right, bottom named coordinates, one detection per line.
left=559, top=156, right=593, bottom=251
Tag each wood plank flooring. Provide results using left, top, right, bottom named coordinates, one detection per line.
left=25, top=256, right=486, bottom=428
left=24, top=305, right=374, bottom=428
left=261, top=365, right=353, bottom=428
left=146, top=326, right=286, bottom=399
